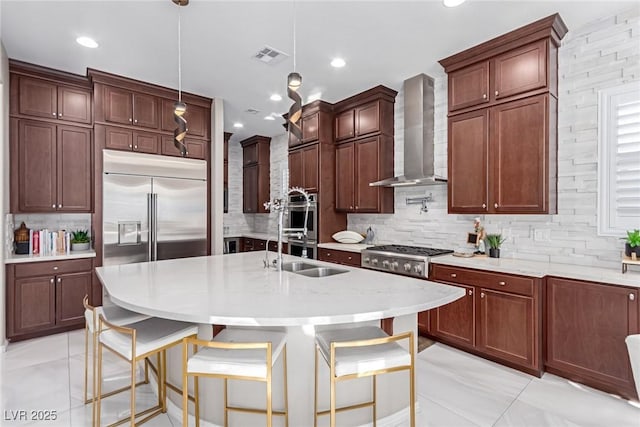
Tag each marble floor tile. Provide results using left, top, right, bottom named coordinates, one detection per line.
left=67, top=328, right=86, bottom=357
left=416, top=395, right=481, bottom=427
left=1, top=333, right=69, bottom=372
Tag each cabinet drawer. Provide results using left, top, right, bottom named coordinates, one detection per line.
left=431, top=264, right=534, bottom=296
left=318, top=249, right=361, bottom=267
left=14, top=258, right=93, bottom=278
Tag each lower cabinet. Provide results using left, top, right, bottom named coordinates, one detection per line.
left=318, top=248, right=362, bottom=267
left=426, top=264, right=542, bottom=376
left=7, top=258, right=93, bottom=341
left=240, top=237, right=286, bottom=253
left=545, top=277, right=639, bottom=400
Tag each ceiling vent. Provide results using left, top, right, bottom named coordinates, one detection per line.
left=253, top=46, right=289, bottom=65
left=245, top=108, right=260, bottom=115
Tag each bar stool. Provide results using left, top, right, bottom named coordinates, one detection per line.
left=96, top=315, right=198, bottom=426
left=182, top=328, right=288, bottom=427
left=314, top=325, right=415, bottom=427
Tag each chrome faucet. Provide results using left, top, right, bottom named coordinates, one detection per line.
left=263, top=187, right=311, bottom=270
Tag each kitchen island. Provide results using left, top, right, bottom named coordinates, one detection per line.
left=96, top=251, right=464, bottom=426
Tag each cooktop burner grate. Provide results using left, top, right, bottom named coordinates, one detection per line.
left=366, top=245, right=453, bottom=257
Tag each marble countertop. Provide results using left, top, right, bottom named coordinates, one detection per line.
left=317, top=242, right=373, bottom=253
left=96, top=251, right=465, bottom=326
left=431, top=255, right=640, bottom=288
left=5, top=249, right=97, bottom=264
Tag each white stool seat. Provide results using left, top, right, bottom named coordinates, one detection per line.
left=625, top=334, right=640, bottom=395
left=316, top=326, right=411, bottom=377
left=85, top=305, right=149, bottom=333
left=100, top=317, right=198, bottom=360
left=188, top=329, right=287, bottom=378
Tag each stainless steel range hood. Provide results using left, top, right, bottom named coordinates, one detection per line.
left=370, top=73, right=447, bottom=187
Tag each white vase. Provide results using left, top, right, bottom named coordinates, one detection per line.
left=71, top=242, right=90, bottom=251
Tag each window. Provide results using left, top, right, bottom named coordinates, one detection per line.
left=597, top=82, right=640, bottom=236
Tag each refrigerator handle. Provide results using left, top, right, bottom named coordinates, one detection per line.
left=147, top=193, right=153, bottom=261
left=153, top=193, right=158, bottom=261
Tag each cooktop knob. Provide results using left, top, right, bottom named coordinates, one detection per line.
left=414, top=265, right=423, bottom=274
left=371, top=258, right=379, bottom=266
left=391, top=261, right=399, bottom=270
left=382, top=260, right=390, bottom=268
left=363, top=257, right=370, bottom=264
left=404, top=263, right=412, bottom=272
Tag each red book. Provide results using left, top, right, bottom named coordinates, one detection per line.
left=32, top=231, right=40, bottom=255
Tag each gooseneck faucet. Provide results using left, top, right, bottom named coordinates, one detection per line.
left=263, top=187, right=311, bottom=271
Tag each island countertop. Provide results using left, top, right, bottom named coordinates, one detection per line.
left=95, top=252, right=464, bottom=326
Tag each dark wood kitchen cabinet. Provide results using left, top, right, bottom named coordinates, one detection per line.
left=318, top=248, right=361, bottom=267
left=334, top=86, right=396, bottom=214
left=100, top=125, right=160, bottom=155
left=6, top=259, right=93, bottom=342
left=440, top=14, right=566, bottom=215
left=103, top=85, right=159, bottom=129
left=546, top=277, right=639, bottom=400
left=241, top=135, right=270, bottom=213
left=160, top=98, right=208, bottom=139
left=11, top=119, right=92, bottom=213
left=161, top=136, right=206, bottom=160
left=426, top=263, right=542, bottom=376
left=289, top=144, right=319, bottom=193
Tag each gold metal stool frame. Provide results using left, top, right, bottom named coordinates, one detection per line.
left=314, top=330, right=415, bottom=427
left=182, top=335, right=289, bottom=427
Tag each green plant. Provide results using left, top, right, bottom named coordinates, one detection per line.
left=71, top=229, right=90, bottom=244
left=627, top=229, right=640, bottom=248
left=485, top=234, right=506, bottom=249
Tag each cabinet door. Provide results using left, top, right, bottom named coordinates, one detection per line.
left=335, top=142, right=355, bottom=211
left=57, top=126, right=92, bottom=212
left=184, top=103, right=207, bottom=138
left=354, top=137, right=380, bottom=212
left=161, top=136, right=205, bottom=159
left=430, top=284, right=475, bottom=349
left=491, top=95, right=547, bottom=213
left=58, top=86, right=92, bottom=124
left=448, top=110, right=489, bottom=213
left=448, top=62, right=489, bottom=112
left=104, top=126, right=133, bottom=151
left=494, top=40, right=547, bottom=101
left=13, top=276, right=56, bottom=334
left=478, top=289, right=535, bottom=369
left=302, top=144, right=319, bottom=193
left=133, top=93, right=158, bottom=129
left=546, top=278, right=638, bottom=398
left=355, top=101, right=380, bottom=138
left=55, top=271, right=91, bottom=327
left=133, top=131, right=160, bottom=154
left=302, top=113, right=319, bottom=143
left=243, top=143, right=259, bottom=165
left=288, top=149, right=304, bottom=190
left=18, top=76, right=57, bottom=119
left=18, top=120, right=57, bottom=212
left=243, top=165, right=258, bottom=213
left=104, top=86, right=133, bottom=125
left=335, top=110, right=355, bottom=141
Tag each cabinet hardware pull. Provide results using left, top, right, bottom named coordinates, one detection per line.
left=134, top=119, right=138, bottom=124
left=58, top=204, right=62, bottom=208
left=327, top=253, right=331, bottom=256
left=494, top=203, right=498, bottom=208
left=57, top=278, right=61, bottom=283
left=481, top=292, right=486, bottom=298
left=129, top=118, right=132, bottom=122
left=52, top=112, right=57, bottom=116
left=134, top=145, right=138, bottom=149
left=129, top=144, right=133, bottom=148
left=498, top=281, right=506, bottom=286
left=348, top=256, right=352, bottom=260
left=495, top=91, right=499, bottom=96
left=482, top=94, right=487, bottom=99
left=50, top=278, right=54, bottom=284
left=631, top=294, right=636, bottom=301
left=468, top=290, right=473, bottom=296
left=482, top=203, right=486, bottom=209
left=58, top=113, right=62, bottom=117
left=451, top=273, right=457, bottom=278
left=52, top=204, right=56, bottom=208
left=53, top=266, right=58, bottom=270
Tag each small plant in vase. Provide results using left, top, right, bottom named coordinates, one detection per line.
left=625, top=229, right=640, bottom=259
left=71, top=229, right=90, bottom=251
left=485, top=234, right=505, bottom=258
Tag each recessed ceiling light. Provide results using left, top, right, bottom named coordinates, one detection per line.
left=264, top=115, right=275, bottom=121
left=76, top=36, right=99, bottom=48
left=330, top=57, right=346, bottom=68
left=443, top=0, right=466, bottom=7
left=307, top=92, right=322, bottom=102
left=270, top=94, right=282, bottom=101
left=233, top=122, right=243, bottom=128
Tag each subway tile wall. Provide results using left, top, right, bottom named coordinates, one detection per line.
left=223, top=136, right=254, bottom=235
left=348, top=7, right=640, bottom=269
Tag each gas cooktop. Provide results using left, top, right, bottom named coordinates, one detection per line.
left=365, top=245, right=453, bottom=257
left=361, top=245, right=453, bottom=278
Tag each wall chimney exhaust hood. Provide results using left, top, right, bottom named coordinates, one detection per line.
left=370, top=73, right=447, bottom=187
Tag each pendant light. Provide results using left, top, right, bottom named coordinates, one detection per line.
left=287, top=1, right=302, bottom=142
left=172, top=0, right=188, bottom=157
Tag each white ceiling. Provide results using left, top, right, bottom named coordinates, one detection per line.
left=1, top=0, right=638, bottom=142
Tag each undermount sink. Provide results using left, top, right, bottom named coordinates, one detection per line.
left=282, top=261, right=318, bottom=272
left=295, top=267, right=348, bottom=278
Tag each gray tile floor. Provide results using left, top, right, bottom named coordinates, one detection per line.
left=1, top=329, right=639, bottom=426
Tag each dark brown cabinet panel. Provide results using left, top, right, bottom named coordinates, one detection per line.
left=132, top=93, right=158, bottom=128
left=289, top=144, right=319, bottom=193
left=243, top=143, right=259, bottom=166
left=160, top=99, right=208, bottom=139
left=7, top=259, right=93, bottom=342
left=161, top=136, right=206, bottom=160
left=103, top=125, right=160, bottom=155
left=355, top=101, right=380, bottom=138
left=104, top=126, right=133, bottom=150
left=448, top=110, right=489, bottom=213
left=241, top=136, right=271, bottom=214
left=13, top=120, right=92, bottom=213
left=55, top=272, right=91, bottom=327
left=243, top=165, right=259, bottom=213
left=57, top=126, right=92, bottom=212
left=318, top=248, right=361, bottom=267
left=430, top=284, right=475, bottom=349
left=335, top=110, right=355, bottom=142
left=494, top=40, right=547, bottom=101
left=58, top=86, right=92, bottom=124
left=478, top=289, right=535, bottom=369
left=17, top=77, right=57, bottom=119
left=133, top=131, right=160, bottom=154
left=288, top=149, right=304, bottom=190
left=448, top=62, right=490, bottom=111
left=354, top=137, right=380, bottom=212
left=546, top=278, right=639, bottom=399
left=104, top=86, right=133, bottom=125
left=302, top=112, right=319, bottom=144
left=335, top=142, right=355, bottom=211
left=491, top=95, right=549, bottom=213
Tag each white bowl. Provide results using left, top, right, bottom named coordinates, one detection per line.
left=332, top=230, right=364, bottom=244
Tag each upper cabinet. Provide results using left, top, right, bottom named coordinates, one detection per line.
left=440, top=14, right=567, bottom=215
left=160, top=98, right=208, bottom=139
left=103, top=86, right=158, bottom=129
left=241, top=135, right=270, bottom=214
left=333, top=86, right=397, bottom=214
left=287, top=101, right=333, bottom=149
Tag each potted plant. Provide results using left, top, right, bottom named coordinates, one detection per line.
left=71, top=229, right=91, bottom=251
left=625, top=229, right=640, bottom=259
left=485, top=234, right=505, bottom=258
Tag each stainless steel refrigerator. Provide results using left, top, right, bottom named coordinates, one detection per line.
left=103, top=150, right=207, bottom=266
